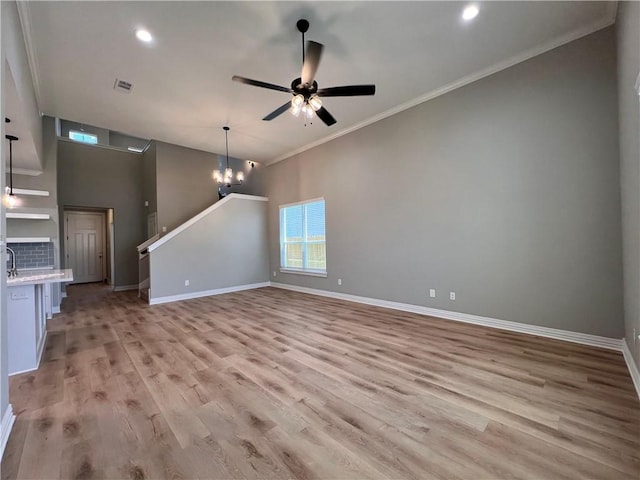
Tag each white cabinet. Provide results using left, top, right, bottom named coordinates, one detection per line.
left=7, top=269, right=73, bottom=375
left=7, top=284, right=47, bottom=375
left=44, top=283, right=53, bottom=319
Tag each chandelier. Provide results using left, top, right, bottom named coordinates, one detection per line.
left=213, top=126, right=244, bottom=187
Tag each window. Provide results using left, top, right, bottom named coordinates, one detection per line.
left=280, top=198, right=326, bottom=276
left=69, top=130, right=98, bottom=145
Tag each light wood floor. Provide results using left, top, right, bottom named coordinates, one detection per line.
left=2, top=284, right=639, bottom=479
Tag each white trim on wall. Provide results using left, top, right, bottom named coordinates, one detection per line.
left=113, top=285, right=138, bottom=292
left=270, top=283, right=623, bottom=351
left=10, top=188, right=49, bottom=197
left=12, top=168, right=42, bottom=176
left=7, top=237, right=50, bottom=243
left=149, top=282, right=270, bottom=305
left=15, top=1, right=42, bottom=111
left=6, top=212, right=50, bottom=220
left=0, top=404, right=16, bottom=459
left=622, top=339, right=640, bottom=400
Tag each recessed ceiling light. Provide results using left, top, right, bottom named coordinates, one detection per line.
left=135, top=29, right=153, bottom=43
left=462, top=5, right=479, bottom=21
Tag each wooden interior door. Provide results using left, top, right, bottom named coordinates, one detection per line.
left=65, top=211, right=105, bottom=284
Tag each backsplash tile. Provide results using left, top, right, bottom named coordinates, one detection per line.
left=7, top=242, right=54, bottom=269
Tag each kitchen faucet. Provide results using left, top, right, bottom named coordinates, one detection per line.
left=6, top=247, right=18, bottom=278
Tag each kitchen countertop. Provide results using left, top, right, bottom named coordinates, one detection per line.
left=7, top=269, right=74, bottom=286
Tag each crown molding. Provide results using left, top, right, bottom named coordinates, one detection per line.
left=15, top=1, right=42, bottom=114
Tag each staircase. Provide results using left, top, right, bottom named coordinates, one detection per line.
left=138, top=194, right=269, bottom=305
left=136, top=233, right=159, bottom=301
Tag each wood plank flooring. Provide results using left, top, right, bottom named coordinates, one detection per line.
left=2, top=284, right=639, bottom=479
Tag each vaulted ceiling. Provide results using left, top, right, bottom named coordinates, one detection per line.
left=13, top=1, right=616, bottom=166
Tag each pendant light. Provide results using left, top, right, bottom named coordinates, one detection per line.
left=5, top=134, right=19, bottom=208
left=212, top=126, right=244, bottom=187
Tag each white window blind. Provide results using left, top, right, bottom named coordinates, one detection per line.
left=280, top=198, right=326, bottom=275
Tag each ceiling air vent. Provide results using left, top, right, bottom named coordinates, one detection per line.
left=114, top=78, right=133, bottom=93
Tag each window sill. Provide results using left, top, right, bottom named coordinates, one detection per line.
left=280, top=268, right=327, bottom=278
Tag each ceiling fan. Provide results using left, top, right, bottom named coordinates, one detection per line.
left=232, top=19, right=375, bottom=126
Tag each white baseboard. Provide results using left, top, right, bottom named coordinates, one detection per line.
left=119, top=279, right=639, bottom=399
left=36, top=330, right=47, bottom=370
left=52, top=306, right=60, bottom=314
left=1, top=404, right=16, bottom=460
left=113, top=284, right=138, bottom=292
left=621, top=339, right=640, bottom=399
left=271, top=282, right=622, bottom=351
left=270, top=283, right=640, bottom=399
left=270, top=283, right=623, bottom=351
left=149, top=282, right=270, bottom=305
left=9, top=365, right=39, bottom=376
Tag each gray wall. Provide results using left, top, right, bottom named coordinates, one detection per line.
left=149, top=195, right=268, bottom=300
left=57, top=140, right=145, bottom=287
left=266, top=27, right=623, bottom=339
left=8, top=116, right=61, bottom=312
left=142, top=141, right=157, bottom=238
left=1, top=0, right=45, bottom=420
left=155, top=141, right=265, bottom=234
left=8, top=116, right=60, bottom=248
left=0, top=0, right=9, bottom=430
left=3, top=0, right=42, bottom=167
left=617, top=2, right=640, bottom=367
left=108, top=131, right=148, bottom=151
left=9, top=116, right=58, bottom=209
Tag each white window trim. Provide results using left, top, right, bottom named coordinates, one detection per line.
left=279, top=197, right=326, bottom=275
left=279, top=268, right=327, bottom=278
left=279, top=196, right=325, bottom=209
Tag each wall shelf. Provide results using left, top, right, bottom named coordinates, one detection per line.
left=12, top=188, right=50, bottom=197
left=7, top=213, right=51, bottom=220
left=7, top=237, right=51, bottom=243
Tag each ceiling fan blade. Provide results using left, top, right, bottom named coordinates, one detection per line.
left=317, top=85, right=376, bottom=97
left=232, top=75, right=293, bottom=93
left=263, top=102, right=292, bottom=121
left=301, top=41, right=323, bottom=87
left=315, top=106, right=336, bottom=126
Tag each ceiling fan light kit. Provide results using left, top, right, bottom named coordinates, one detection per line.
left=232, top=19, right=376, bottom=126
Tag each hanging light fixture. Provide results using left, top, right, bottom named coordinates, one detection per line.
left=5, top=134, right=19, bottom=208
left=212, top=126, right=244, bottom=187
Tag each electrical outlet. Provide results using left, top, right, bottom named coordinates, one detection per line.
left=184, top=280, right=190, bottom=286
left=338, top=278, right=342, bottom=286
left=429, top=289, right=436, bottom=298
left=273, top=271, right=277, bottom=277
left=449, top=292, right=456, bottom=300
left=162, top=226, right=167, bottom=232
